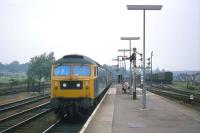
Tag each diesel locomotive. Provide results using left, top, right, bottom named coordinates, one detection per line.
left=50, top=54, right=112, bottom=118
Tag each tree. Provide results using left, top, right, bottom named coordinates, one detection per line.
left=8, top=61, right=20, bottom=72
left=0, top=62, right=3, bottom=69
left=27, top=52, right=55, bottom=82
left=154, top=67, right=160, bottom=73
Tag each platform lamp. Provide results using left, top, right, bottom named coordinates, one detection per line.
left=112, top=58, right=120, bottom=83
left=118, top=49, right=130, bottom=81
left=127, top=5, right=162, bottom=109
left=117, top=55, right=127, bottom=82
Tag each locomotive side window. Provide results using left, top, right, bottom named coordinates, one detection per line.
left=97, top=67, right=99, bottom=76
left=94, top=67, right=97, bottom=76
left=54, top=65, right=70, bottom=76
left=73, top=65, right=90, bottom=76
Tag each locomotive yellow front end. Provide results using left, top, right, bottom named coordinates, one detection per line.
left=50, top=54, right=101, bottom=118
left=51, top=64, right=95, bottom=99
left=50, top=54, right=111, bottom=119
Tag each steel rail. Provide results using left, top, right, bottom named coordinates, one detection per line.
left=0, top=102, right=50, bottom=123
left=42, top=115, right=67, bottom=133
left=0, top=94, right=50, bottom=112
left=0, top=108, right=51, bottom=133
left=148, top=87, right=200, bottom=103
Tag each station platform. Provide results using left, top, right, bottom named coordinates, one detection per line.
left=85, top=84, right=200, bottom=133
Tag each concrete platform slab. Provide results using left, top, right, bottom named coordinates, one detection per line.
left=113, top=85, right=200, bottom=133
left=85, top=84, right=200, bottom=133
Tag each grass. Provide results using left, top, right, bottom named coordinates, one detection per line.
left=173, top=82, right=187, bottom=89
left=0, top=77, right=11, bottom=84
left=173, top=81, right=200, bottom=93
left=0, top=73, right=27, bottom=87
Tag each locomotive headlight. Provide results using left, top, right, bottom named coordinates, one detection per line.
left=63, top=83, right=67, bottom=87
left=76, top=83, right=80, bottom=87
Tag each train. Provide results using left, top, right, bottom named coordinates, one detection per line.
left=50, top=54, right=112, bottom=119
left=151, top=72, right=173, bottom=84
left=146, top=71, right=173, bottom=84
left=136, top=72, right=173, bottom=85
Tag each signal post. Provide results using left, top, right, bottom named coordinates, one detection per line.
left=130, top=48, right=137, bottom=99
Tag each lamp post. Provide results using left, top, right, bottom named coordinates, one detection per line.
left=112, top=58, right=120, bottom=83
left=118, top=55, right=127, bottom=82
left=120, top=37, right=140, bottom=96
left=118, top=49, right=129, bottom=81
left=112, top=58, right=119, bottom=68
left=150, top=51, right=153, bottom=87
left=127, top=5, right=162, bottom=109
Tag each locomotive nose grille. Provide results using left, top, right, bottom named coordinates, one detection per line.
left=60, top=81, right=83, bottom=89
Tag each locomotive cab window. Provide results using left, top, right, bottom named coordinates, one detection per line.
left=54, top=65, right=70, bottom=76
left=73, top=65, right=90, bottom=76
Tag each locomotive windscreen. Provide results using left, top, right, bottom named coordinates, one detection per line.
left=54, top=65, right=70, bottom=76
left=73, top=65, right=90, bottom=76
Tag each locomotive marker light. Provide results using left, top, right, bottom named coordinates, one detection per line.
left=120, top=37, right=140, bottom=96
left=127, top=4, right=162, bottom=109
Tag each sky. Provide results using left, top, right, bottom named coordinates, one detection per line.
left=0, top=0, right=199, bottom=71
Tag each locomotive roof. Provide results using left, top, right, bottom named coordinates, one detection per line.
left=54, top=54, right=101, bottom=66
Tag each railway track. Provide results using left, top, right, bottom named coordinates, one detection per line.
left=42, top=87, right=109, bottom=133
left=0, top=102, right=51, bottom=133
left=0, top=94, right=51, bottom=133
left=0, top=94, right=50, bottom=113
left=42, top=116, right=87, bottom=133
left=0, top=87, right=27, bottom=96
left=0, top=84, right=50, bottom=96
left=148, top=84, right=200, bottom=103
left=0, top=99, right=94, bottom=133
left=0, top=109, right=87, bottom=133
left=0, top=88, right=109, bottom=132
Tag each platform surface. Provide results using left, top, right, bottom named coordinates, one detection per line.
left=85, top=84, right=200, bottom=133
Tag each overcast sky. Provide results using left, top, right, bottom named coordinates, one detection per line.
left=0, top=0, right=199, bottom=71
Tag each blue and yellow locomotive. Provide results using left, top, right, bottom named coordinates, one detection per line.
left=50, top=54, right=112, bottom=118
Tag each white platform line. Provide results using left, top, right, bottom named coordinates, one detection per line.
left=79, top=88, right=115, bottom=133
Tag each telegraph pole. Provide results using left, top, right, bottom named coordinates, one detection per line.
left=118, top=49, right=130, bottom=81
